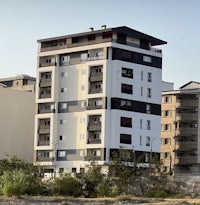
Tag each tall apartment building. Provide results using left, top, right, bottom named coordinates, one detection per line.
left=0, top=75, right=36, bottom=93
left=34, top=26, right=166, bottom=176
left=161, top=81, right=200, bottom=175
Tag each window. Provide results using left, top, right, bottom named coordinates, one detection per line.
left=141, top=71, right=143, bottom=81
left=61, top=72, right=67, bottom=77
left=58, top=151, right=66, bottom=157
left=143, top=55, right=152, bottom=63
left=163, top=138, right=170, bottom=145
left=72, top=168, right=77, bottom=173
left=162, top=110, right=171, bottom=117
left=121, top=84, right=133, bottom=94
left=147, top=88, right=151, bottom=98
left=121, top=100, right=132, bottom=108
left=163, top=96, right=171, bottom=103
left=120, top=117, right=132, bottom=128
left=80, top=150, right=85, bottom=157
left=60, top=119, right=66, bottom=124
left=59, top=102, right=67, bottom=109
left=140, top=119, right=143, bottom=129
left=93, top=150, right=101, bottom=157
left=60, top=135, right=63, bottom=140
left=59, top=168, right=64, bottom=173
left=61, top=55, right=70, bottom=65
left=140, top=135, right=142, bottom=145
left=61, top=88, right=67, bottom=92
left=146, top=136, right=151, bottom=146
left=146, top=104, right=151, bottom=113
left=163, top=152, right=169, bottom=159
left=146, top=120, right=151, bottom=130
left=141, top=87, right=143, bottom=96
left=120, top=134, right=132, bottom=144
left=121, top=67, right=133, bottom=78
left=147, top=72, right=152, bottom=82
left=162, top=124, right=171, bottom=131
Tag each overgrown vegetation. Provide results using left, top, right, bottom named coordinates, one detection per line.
left=0, top=154, right=187, bottom=198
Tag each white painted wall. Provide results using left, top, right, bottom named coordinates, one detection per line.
left=0, top=87, right=35, bottom=162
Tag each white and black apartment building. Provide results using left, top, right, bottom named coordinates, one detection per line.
left=34, top=25, right=166, bottom=176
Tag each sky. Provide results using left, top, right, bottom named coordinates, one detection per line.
left=0, top=0, right=200, bottom=89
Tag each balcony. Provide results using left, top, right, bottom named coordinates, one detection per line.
left=175, top=142, right=197, bottom=151
left=176, top=127, right=198, bottom=135
left=176, top=113, right=198, bottom=121
left=89, top=73, right=103, bottom=82
left=41, top=44, right=66, bottom=52
left=40, top=78, right=52, bottom=87
left=87, top=138, right=101, bottom=144
left=40, top=93, right=51, bottom=99
left=88, top=122, right=101, bottom=131
left=38, top=128, right=50, bottom=134
left=38, top=141, right=50, bottom=146
left=39, top=62, right=57, bottom=67
left=36, top=157, right=54, bottom=162
left=175, top=156, right=197, bottom=165
left=176, top=99, right=198, bottom=107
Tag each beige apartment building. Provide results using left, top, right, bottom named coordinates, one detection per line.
left=0, top=74, right=36, bottom=92
left=161, top=81, right=200, bottom=175
left=0, top=75, right=36, bottom=162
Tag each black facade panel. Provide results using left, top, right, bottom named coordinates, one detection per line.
left=111, top=98, right=161, bottom=116
left=112, top=48, right=162, bottom=69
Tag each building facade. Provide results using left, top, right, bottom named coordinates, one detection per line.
left=0, top=75, right=36, bottom=93
left=34, top=26, right=166, bottom=176
left=161, top=81, right=200, bottom=175
left=0, top=81, right=35, bottom=162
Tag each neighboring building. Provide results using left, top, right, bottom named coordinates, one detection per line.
left=0, top=75, right=36, bottom=93
left=161, top=81, right=200, bottom=175
left=0, top=81, right=35, bottom=162
left=34, top=25, right=166, bottom=176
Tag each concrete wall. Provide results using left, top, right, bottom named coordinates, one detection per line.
left=0, top=87, right=35, bottom=162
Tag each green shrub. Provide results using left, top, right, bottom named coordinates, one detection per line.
left=97, top=178, right=112, bottom=197
left=49, top=174, right=82, bottom=197
left=0, top=170, right=28, bottom=197
left=153, top=190, right=168, bottom=198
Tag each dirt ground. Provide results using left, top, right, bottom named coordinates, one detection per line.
left=0, top=196, right=200, bottom=205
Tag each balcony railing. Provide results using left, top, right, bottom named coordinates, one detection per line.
left=174, top=156, right=197, bottom=165
left=86, top=105, right=102, bottom=110
left=89, top=74, right=103, bottom=82
left=175, top=142, right=197, bottom=151
left=36, top=157, right=54, bottom=162
left=176, top=127, right=198, bottom=135
left=88, top=122, right=101, bottom=131
left=176, top=113, right=198, bottom=121
left=38, top=141, right=50, bottom=146
left=38, top=128, right=50, bottom=134
left=87, top=138, right=101, bottom=144
left=89, top=87, right=102, bottom=94
left=38, top=108, right=55, bottom=114
left=84, top=156, right=102, bottom=161
left=40, top=79, right=52, bottom=87
left=176, top=99, right=198, bottom=107
left=40, top=93, right=51, bottom=99
left=39, top=62, right=57, bottom=67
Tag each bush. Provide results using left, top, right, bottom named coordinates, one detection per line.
left=0, top=170, right=28, bottom=197
left=153, top=190, right=168, bottom=198
left=97, top=178, right=112, bottom=197
left=49, top=174, right=82, bottom=197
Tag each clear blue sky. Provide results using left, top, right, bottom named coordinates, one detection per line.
left=0, top=0, right=200, bottom=89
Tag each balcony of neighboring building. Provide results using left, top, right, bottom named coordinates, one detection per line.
left=36, top=150, right=53, bottom=162
left=86, top=97, right=107, bottom=110
left=39, top=72, right=52, bottom=87
left=39, top=87, right=51, bottom=99
left=39, top=56, right=57, bottom=67
left=175, top=121, right=198, bottom=135
left=174, top=154, right=197, bottom=165
left=87, top=131, right=101, bottom=144
left=89, top=82, right=102, bottom=94
left=84, top=148, right=105, bottom=161
left=38, top=119, right=50, bottom=134
left=175, top=106, right=198, bottom=121
left=37, top=134, right=50, bottom=146
left=89, top=65, right=103, bottom=82
left=88, top=115, right=101, bottom=131
left=38, top=103, right=55, bottom=114
left=176, top=94, right=198, bottom=107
